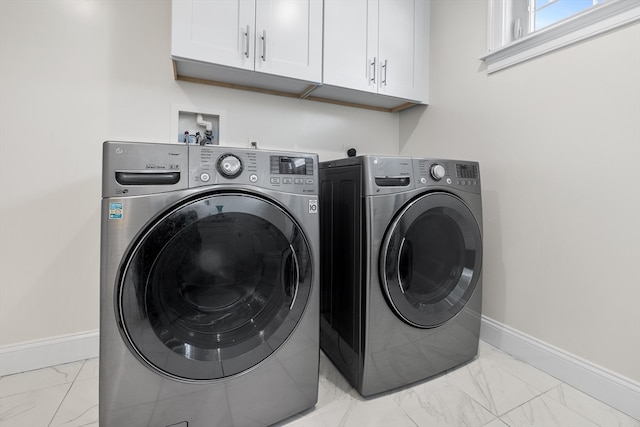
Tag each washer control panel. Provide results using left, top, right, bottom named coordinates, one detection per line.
left=189, top=146, right=317, bottom=194
left=414, top=158, right=480, bottom=193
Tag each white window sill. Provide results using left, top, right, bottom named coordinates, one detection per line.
left=481, top=0, right=640, bottom=74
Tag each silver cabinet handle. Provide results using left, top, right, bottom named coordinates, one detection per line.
left=382, top=59, right=388, bottom=86
left=244, top=25, right=250, bottom=58
left=261, top=30, right=267, bottom=61
left=371, top=57, right=376, bottom=83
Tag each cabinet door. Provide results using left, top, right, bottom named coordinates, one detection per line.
left=172, top=0, right=256, bottom=71
left=254, top=0, right=322, bottom=82
left=377, top=0, right=428, bottom=101
left=323, top=0, right=377, bottom=93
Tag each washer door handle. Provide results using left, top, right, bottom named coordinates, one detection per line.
left=397, top=237, right=413, bottom=294
left=283, top=245, right=300, bottom=309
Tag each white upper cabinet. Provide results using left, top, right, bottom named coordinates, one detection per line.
left=254, top=1, right=322, bottom=81
left=322, top=0, right=429, bottom=105
left=172, top=0, right=429, bottom=111
left=322, top=0, right=375, bottom=93
left=172, top=0, right=322, bottom=84
left=172, top=0, right=256, bottom=71
left=377, top=0, right=427, bottom=101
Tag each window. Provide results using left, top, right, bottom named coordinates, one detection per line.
left=533, top=0, right=609, bottom=31
left=482, top=0, right=640, bottom=73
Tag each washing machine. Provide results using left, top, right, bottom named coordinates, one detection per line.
left=100, top=141, right=320, bottom=427
left=319, top=155, right=482, bottom=397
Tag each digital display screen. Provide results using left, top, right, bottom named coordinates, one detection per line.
left=456, top=164, right=478, bottom=179
left=270, top=156, right=313, bottom=175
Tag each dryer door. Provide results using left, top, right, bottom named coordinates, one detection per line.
left=380, top=192, right=482, bottom=328
left=117, top=192, right=313, bottom=381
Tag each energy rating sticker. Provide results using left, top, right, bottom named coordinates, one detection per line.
left=109, top=202, right=123, bottom=220
left=309, top=199, right=318, bottom=214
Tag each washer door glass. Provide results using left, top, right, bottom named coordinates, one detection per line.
left=118, top=192, right=312, bottom=381
left=380, top=192, right=482, bottom=328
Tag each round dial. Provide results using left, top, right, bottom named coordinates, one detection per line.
left=430, top=164, right=446, bottom=180
left=217, top=154, right=243, bottom=178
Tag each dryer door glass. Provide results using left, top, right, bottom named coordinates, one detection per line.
left=380, top=192, right=482, bottom=328
left=118, top=192, right=313, bottom=381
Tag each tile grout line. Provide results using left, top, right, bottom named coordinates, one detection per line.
left=46, top=358, right=88, bottom=427
left=442, top=356, right=551, bottom=423
left=496, top=383, right=607, bottom=427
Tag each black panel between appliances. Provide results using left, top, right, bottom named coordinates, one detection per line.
left=319, top=164, right=364, bottom=390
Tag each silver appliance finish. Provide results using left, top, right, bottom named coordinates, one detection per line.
left=319, top=155, right=483, bottom=396
left=100, top=141, right=320, bottom=427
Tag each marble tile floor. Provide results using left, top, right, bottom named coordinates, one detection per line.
left=0, top=341, right=637, bottom=427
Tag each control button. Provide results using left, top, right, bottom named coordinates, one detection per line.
left=306, top=178, right=314, bottom=185
left=294, top=178, right=304, bottom=184
left=200, top=172, right=211, bottom=182
left=270, top=177, right=280, bottom=184
left=446, top=178, right=452, bottom=184
left=249, top=174, right=258, bottom=183
left=283, top=178, right=293, bottom=184
left=420, top=177, right=427, bottom=184
left=430, top=164, right=446, bottom=180
left=216, top=154, right=243, bottom=178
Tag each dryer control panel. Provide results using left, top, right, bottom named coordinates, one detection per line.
left=414, top=158, right=481, bottom=194
left=189, top=146, right=317, bottom=195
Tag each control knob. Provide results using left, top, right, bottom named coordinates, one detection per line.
left=217, top=154, right=243, bottom=178
left=430, top=164, right=446, bottom=180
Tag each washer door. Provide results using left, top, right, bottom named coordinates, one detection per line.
left=380, top=192, right=482, bottom=328
left=117, top=192, right=313, bottom=381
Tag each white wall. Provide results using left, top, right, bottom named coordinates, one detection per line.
left=0, top=1, right=399, bottom=348
left=400, top=0, right=640, bottom=382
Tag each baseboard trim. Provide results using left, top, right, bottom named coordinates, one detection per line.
left=0, top=330, right=99, bottom=377
left=480, top=315, right=640, bottom=420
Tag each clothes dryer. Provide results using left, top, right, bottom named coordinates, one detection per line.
left=100, top=141, right=320, bottom=427
left=319, top=156, right=482, bottom=396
